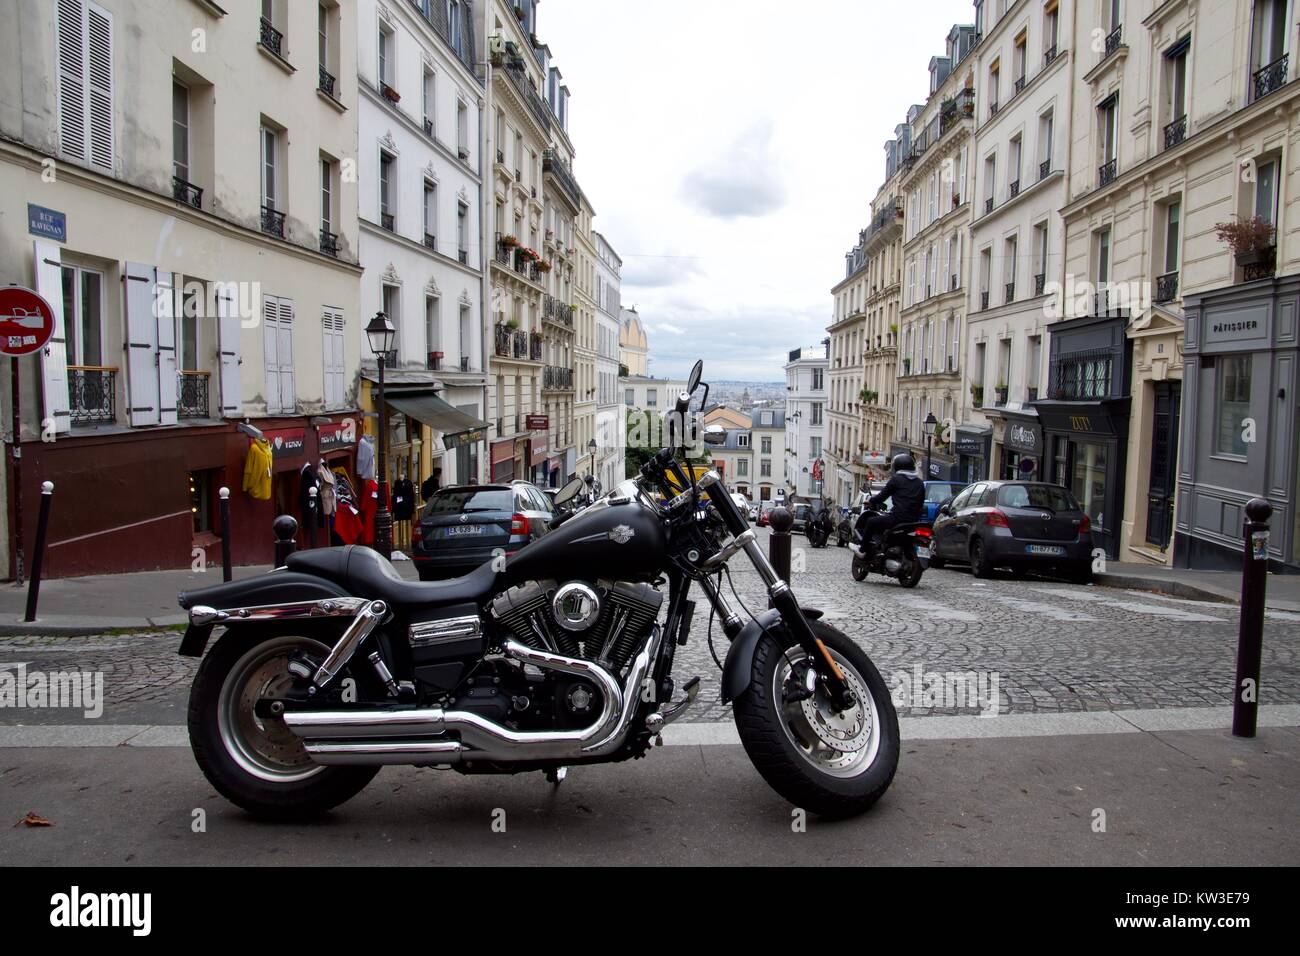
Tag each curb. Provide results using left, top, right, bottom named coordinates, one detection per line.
left=1093, top=572, right=1237, bottom=606
left=0, top=616, right=187, bottom=637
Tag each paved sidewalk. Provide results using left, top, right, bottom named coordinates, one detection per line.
left=0, top=559, right=421, bottom=635
left=1096, top=561, right=1300, bottom=611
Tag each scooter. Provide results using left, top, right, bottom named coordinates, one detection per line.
left=848, top=506, right=931, bottom=588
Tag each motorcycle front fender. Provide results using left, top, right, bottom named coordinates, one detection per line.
left=719, top=605, right=824, bottom=704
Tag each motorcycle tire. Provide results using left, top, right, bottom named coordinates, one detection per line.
left=188, top=629, right=380, bottom=819
left=733, top=619, right=900, bottom=819
left=850, top=556, right=868, bottom=581
left=898, top=556, right=924, bottom=588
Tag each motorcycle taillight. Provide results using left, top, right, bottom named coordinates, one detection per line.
left=913, top=526, right=932, bottom=538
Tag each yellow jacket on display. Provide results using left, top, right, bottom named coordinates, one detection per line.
left=242, top=438, right=273, bottom=500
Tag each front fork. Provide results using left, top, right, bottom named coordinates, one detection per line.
left=698, top=477, right=855, bottom=711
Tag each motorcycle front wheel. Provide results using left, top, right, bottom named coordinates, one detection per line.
left=733, top=620, right=900, bottom=818
left=850, top=554, right=868, bottom=581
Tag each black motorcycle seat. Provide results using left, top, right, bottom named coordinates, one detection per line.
left=285, top=546, right=500, bottom=608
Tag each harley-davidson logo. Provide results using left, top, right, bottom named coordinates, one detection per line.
left=608, top=524, right=635, bottom=544
left=459, top=514, right=470, bottom=523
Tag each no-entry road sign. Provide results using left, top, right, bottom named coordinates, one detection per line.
left=0, top=287, right=55, bottom=357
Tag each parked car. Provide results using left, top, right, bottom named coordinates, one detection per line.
left=923, top=480, right=967, bottom=523
left=929, top=480, right=1094, bottom=582
left=756, top=506, right=771, bottom=527
left=411, top=481, right=555, bottom=580
left=789, top=502, right=813, bottom=533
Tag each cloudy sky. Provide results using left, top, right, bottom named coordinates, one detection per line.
left=542, top=0, right=976, bottom=381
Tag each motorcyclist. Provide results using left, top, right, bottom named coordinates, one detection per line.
left=854, top=453, right=925, bottom=563
left=809, top=498, right=835, bottom=544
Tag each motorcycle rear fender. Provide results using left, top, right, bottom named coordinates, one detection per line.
left=719, top=606, right=824, bottom=704
left=177, top=572, right=354, bottom=657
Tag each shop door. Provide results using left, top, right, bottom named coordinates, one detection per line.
left=1145, top=381, right=1181, bottom=548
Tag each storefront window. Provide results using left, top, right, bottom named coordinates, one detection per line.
left=1071, top=441, right=1107, bottom=530
left=190, top=470, right=212, bottom=534
left=1215, top=355, right=1251, bottom=456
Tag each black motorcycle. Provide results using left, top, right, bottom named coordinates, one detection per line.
left=805, top=509, right=834, bottom=549
left=178, top=361, right=899, bottom=820
left=848, top=505, right=930, bottom=588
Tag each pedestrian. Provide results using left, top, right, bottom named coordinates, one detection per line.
left=421, top=466, right=442, bottom=502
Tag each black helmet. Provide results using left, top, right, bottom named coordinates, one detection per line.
left=891, top=452, right=915, bottom=472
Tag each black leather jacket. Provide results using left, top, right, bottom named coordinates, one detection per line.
left=867, top=471, right=925, bottom=523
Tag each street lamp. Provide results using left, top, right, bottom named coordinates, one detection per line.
left=366, top=311, right=396, bottom=559
left=922, top=411, right=939, bottom=479
left=588, top=437, right=597, bottom=487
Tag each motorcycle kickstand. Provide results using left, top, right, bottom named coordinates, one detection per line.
left=545, top=766, right=568, bottom=786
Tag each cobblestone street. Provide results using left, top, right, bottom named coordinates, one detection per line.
left=1, top=528, right=1297, bottom=728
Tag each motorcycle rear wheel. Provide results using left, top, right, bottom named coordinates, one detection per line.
left=188, top=630, right=379, bottom=819
left=733, top=621, right=899, bottom=818
left=898, top=556, right=924, bottom=588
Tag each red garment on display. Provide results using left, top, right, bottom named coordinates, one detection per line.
left=332, top=503, right=364, bottom=545
left=358, top=479, right=382, bottom=547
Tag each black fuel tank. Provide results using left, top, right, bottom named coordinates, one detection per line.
left=505, top=499, right=666, bottom=584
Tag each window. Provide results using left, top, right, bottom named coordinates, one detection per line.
left=737, top=458, right=749, bottom=477
left=423, top=180, right=436, bottom=243
left=172, top=80, right=189, bottom=183
left=1165, top=37, right=1189, bottom=136
left=422, top=68, right=435, bottom=131
left=378, top=22, right=394, bottom=89
left=262, top=294, right=295, bottom=414
left=381, top=284, right=401, bottom=360
left=457, top=201, right=469, bottom=258
left=425, top=295, right=440, bottom=359
left=1033, top=221, right=1049, bottom=286
left=1250, top=0, right=1290, bottom=84
left=60, top=264, right=104, bottom=367
left=646, top=389, right=657, bottom=407
left=761, top=436, right=772, bottom=454
left=56, top=0, right=114, bottom=172
left=811, top=403, right=824, bottom=426
left=179, top=279, right=201, bottom=371
left=1255, top=158, right=1279, bottom=224
left=1039, top=109, right=1054, bottom=174
left=1044, top=3, right=1059, bottom=56
left=321, top=307, right=345, bottom=409
left=1216, top=355, right=1252, bottom=456
left=738, top=433, right=750, bottom=448
left=318, top=3, right=328, bottom=69
left=1108, top=0, right=1122, bottom=31
left=446, top=0, right=462, bottom=55
left=1098, top=95, right=1119, bottom=170
left=379, top=151, right=394, bottom=225
left=625, top=388, right=634, bottom=406
left=457, top=101, right=469, bottom=156
left=1055, top=353, right=1112, bottom=399
left=761, top=459, right=772, bottom=478
left=1071, top=440, right=1107, bottom=530
left=1163, top=201, right=1181, bottom=273
left=260, top=126, right=277, bottom=209
left=812, top=367, right=824, bottom=390
left=320, top=157, right=333, bottom=234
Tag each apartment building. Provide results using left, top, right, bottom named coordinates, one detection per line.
left=1051, top=0, right=1300, bottom=568
left=750, top=407, right=787, bottom=504
left=572, top=194, right=598, bottom=481
left=783, top=344, right=828, bottom=499
left=966, top=0, right=1074, bottom=488
left=357, top=0, right=487, bottom=494
left=619, top=306, right=648, bottom=376
left=0, top=0, right=361, bottom=577
left=594, top=230, right=625, bottom=490
left=894, top=24, right=980, bottom=481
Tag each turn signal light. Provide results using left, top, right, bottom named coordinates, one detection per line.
left=984, top=510, right=1010, bottom=528
left=510, top=513, right=530, bottom=535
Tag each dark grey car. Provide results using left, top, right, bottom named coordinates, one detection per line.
left=412, top=481, right=555, bottom=580
left=929, top=481, right=1094, bottom=582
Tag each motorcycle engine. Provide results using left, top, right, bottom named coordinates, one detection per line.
left=489, top=579, right=663, bottom=677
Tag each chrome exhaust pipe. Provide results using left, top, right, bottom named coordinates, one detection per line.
left=283, top=634, right=655, bottom=764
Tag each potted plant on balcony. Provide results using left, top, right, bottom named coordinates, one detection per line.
left=382, top=83, right=400, bottom=103
left=1214, top=215, right=1276, bottom=267
left=427, top=350, right=444, bottom=368
left=970, top=383, right=984, bottom=407
left=505, top=317, right=520, bottom=330
left=538, top=260, right=552, bottom=273
left=994, top=381, right=1008, bottom=405
left=502, top=234, right=519, bottom=248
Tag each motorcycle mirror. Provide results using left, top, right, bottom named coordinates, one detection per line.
left=554, top=476, right=585, bottom=506
left=687, top=359, right=703, bottom=394
left=702, top=424, right=727, bottom=446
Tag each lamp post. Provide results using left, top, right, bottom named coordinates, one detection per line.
left=588, top=437, right=597, bottom=482
left=922, top=411, right=939, bottom=480
left=366, top=311, right=396, bottom=559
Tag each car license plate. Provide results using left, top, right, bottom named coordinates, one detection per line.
left=916, top=546, right=931, bottom=559
left=1026, top=544, right=1065, bottom=556
left=445, top=525, right=485, bottom=537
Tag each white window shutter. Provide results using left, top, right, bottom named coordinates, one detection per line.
left=33, top=241, right=71, bottom=434
left=322, top=309, right=344, bottom=409
left=124, top=261, right=160, bottom=427
left=155, top=271, right=177, bottom=425
left=217, top=286, right=242, bottom=417
left=278, top=298, right=294, bottom=412
left=262, top=294, right=280, bottom=414
left=85, top=3, right=113, bottom=172
left=56, top=0, right=86, bottom=162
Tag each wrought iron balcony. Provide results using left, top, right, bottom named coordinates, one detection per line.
left=319, top=66, right=337, bottom=99
left=459, top=355, right=471, bottom=372
left=1005, top=281, right=1016, bottom=304
left=259, top=16, right=284, bottom=58
left=1163, top=114, right=1187, bottom=149
left=1034, top=273, right=1046, bottom=296
left=496, top=148, right=505, bottom=164
left=458, top=249, right=468, bottom=264
left=1104, top=26, right=1122, bottom=59
left=989, top=100, right=999, bottom=118
left=1009, top=179, right=1020, bottom=199
left=1253, top=54, right=1289, bottom=101
left=495, top=239, right=513, bottom=268
left=543, top=365, right=574, bottom=390
left=261, top=204, right=285, bottom=238
left=529, top=333, right=543, bottom=361
left=423, top=117, right=433, bottom=136
left=423, top=232, right=437, bottom=250
left=1241, top=246, right=1277, bottom=282
left=172, top=176, right=202, bottom=209
left=501, top=62, right=552, bottom=134
left=381, top=212, right=395, bottom=232
left=980, top=291, right=990, bottom=311
left=544, top=294, right=574, bottom=326
left=1039, top=159, right=1051, bottom=180
left=1098, top=158, right=1118, bottom=186
left=178, top=370, right=210, bottom=419
left=319, top=229, right=339, bottom=257
left=984, top=197, right=994, bottom=215
left=67, top=366, right=116, bottom=426
left=543, top=149, right=581, bottom=209
left=1044, top=45, right=1058, bottom=66
left=1155, top=271, right=1180, bottom=303
left=1014, top=75, right=1026, bottom=94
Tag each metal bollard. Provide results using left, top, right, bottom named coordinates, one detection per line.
left=219, top=486, right=233, bottom=582
left=1232, top=497, right=1272, bottom=738
left=22, top=481, right=54, bottom=623
left=273, top=514, right=299, bottom=567
left=307, top=486, right=318, bottom=549
left=768, top=505, right=793, bottom=609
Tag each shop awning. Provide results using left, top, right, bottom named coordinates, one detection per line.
left=385, top=392, right=487, bottom=438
